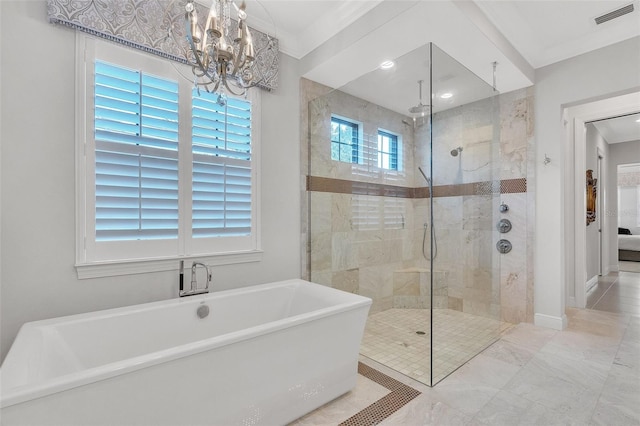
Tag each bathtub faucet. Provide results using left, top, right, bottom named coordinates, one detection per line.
left=179, top=262, right=211, bottom=297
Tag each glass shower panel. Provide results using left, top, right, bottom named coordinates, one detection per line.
left=428, top=44, right=504, bottom=385
left=307, top=43, right=434, bottom=385
left=306, top=42, right=506, bottom=387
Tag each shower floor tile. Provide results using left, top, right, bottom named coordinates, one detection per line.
left=360, top=308, right=511, bottom=385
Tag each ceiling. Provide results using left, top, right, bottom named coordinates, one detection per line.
left=247, top=0, right=640, bottom=66
left=591, top=113, right=640, bottom=144
left=475, top=0, right=640, bottom=68
left=243, top=0, right=640, bottom=135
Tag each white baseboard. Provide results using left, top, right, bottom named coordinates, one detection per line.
left=586, top=275, right=599, bottom=293
left=610, top=264, right=619, bottom=272
left=534, top=313, right=567, bottom=330
left=567, top=296, right=576, bottom=307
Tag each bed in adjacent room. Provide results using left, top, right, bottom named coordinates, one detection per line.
left=619, top=228, right=640, bottom=262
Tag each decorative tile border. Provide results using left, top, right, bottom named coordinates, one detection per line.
left=307, top=176, right=415, bottom=198
left=500, top=178, right=527, bottom=194
left=307, top=176, right=526, bottom=198
left=338, top=362, right=421, bottom=426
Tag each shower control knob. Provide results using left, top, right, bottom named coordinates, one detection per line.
left=497, top=239, right=512, bottom=254
left=499, top=203, right=509, bottom=213
left=497, top=219, right=512, bottom=233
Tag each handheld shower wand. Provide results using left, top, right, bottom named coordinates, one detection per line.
left=417, top=166, right=437, bottom=261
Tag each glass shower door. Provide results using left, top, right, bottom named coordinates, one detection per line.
left=428, top=43, right=504, bottom=385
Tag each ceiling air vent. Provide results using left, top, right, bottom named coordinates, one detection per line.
left=595, top=3, right=635, bottom=25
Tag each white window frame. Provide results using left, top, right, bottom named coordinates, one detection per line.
left=75, top=34, right=261, bottom=278
left=330, top=114, right=363, bottom=165
left=376, top=128, right=402, bottom=172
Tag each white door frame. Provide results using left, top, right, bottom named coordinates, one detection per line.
left=564, top=91, right=640, bottom=309
left=597, top=148, right=604, bottom=277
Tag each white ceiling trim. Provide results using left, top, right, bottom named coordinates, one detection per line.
left=301, top=1, right=533, bottom=96
left=454, top=0, right=534, bottom=82
left=535, top=21, right=640, bottom=68
left=295, top=0, right=384, bottom=59
left=243, top=0, right=383, bottom=59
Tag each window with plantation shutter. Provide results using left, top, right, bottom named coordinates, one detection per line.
left=377, top=130, right=398, bottom=171
left=76, top=36, right=260, bottom=276
left=331, top=115, right=361, bottom=164
left=94, top=61, right=180, bottom=241
left=192, top=91, right=252, bottom=238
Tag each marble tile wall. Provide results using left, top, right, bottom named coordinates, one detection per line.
left=301, top=77, right=535, bottom=323
left=422, top=87, right=534, bottom=323
left=309, top=87, right=416, bottom=187
left=500, top=87, right=535, bottom=323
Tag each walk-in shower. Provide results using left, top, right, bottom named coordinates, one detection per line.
left=306, top=43, right=508, bottom=386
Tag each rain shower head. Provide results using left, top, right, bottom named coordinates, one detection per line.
left=450, top=147, right=463, bottom=157
left=408, top=80, right=429, bottom=118
left=409, top=104, right=429, bottom=117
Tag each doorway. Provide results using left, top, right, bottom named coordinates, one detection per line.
left=563, top=91, right=640, bottom=309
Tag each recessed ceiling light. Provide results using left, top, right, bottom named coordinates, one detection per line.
left=440, top=93, right=453, bottom=99
left=380, top=60, right=395, bottom=70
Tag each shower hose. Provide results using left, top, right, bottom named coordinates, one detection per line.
left=422, top=222, right=438, bottom=261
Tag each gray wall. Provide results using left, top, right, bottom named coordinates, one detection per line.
left=0, top=1, right=301, bottom=361
left=533, top=36, right=640, bottom=328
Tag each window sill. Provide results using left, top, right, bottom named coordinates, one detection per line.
left=75, top=250, right=263, bottom=280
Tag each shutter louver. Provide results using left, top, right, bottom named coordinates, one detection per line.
left=94, top=61, right=179, bottom=241
left=192, top=90, right=252, bottom=238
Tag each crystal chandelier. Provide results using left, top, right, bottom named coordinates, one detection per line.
left=181, top=0, right=259, bottom=95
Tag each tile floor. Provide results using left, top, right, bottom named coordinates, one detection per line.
left=587, top=270, right=640, bottom=316
left=292, top=303, right=640, bottom=425
left=360, top=309, right=511, bottom=385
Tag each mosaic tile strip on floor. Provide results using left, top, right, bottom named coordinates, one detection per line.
left=338, top=362, right=421, bottom=426
left=360, top=308, right=511, bottom=384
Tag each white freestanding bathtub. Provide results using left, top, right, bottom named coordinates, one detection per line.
left=0, top=279, right=371, bottom=425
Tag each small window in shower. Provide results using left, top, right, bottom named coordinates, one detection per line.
left=377, top=130, right=399, bottom=171
left=330, top=115, right=360, bottom=164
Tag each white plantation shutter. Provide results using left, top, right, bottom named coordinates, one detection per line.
left=192, top=91, right=252, bottom=238
left=353, top=195, right=405, bottom=231
left=77, top=37, right=260, bottom=273
left=94, top=61, right=179, bottom=241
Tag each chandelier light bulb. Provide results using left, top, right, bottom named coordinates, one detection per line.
left=206, top=7, right=220, bottom=38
